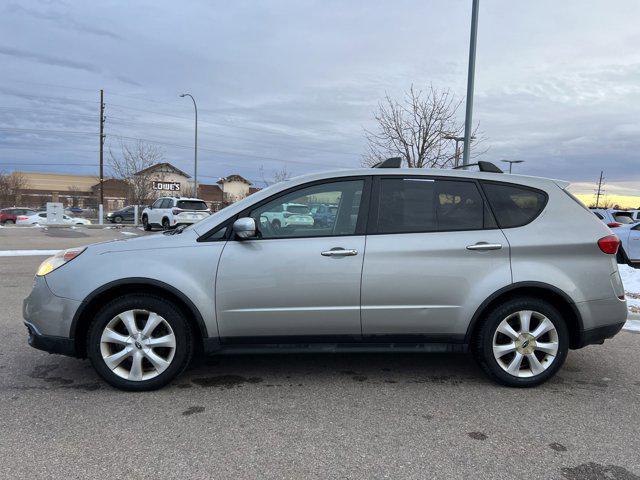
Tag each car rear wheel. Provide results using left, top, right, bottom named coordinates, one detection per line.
left=4, top=219, right=14, bottom=225
left=142, top=215, right=151, bottom=231
left=162, top=218, right=170, bottom=230
left=87, top=294, right=193, bottom=391
left=271, top=219, right=281, bottom=229
left=472, top=297, right=569, bottom=387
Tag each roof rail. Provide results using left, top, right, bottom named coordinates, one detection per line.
left=372, top=157, right=402, bottom=168
left=453, top=161, right=503, bottom=173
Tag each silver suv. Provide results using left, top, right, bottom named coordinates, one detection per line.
left=23, top=164, right=627, bottom=390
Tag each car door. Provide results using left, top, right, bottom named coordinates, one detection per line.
left=149, top=199, right=164, bottom=224
left=360, top=176, right=511, bottom=340
left=216, top=178, right=369, bottom=340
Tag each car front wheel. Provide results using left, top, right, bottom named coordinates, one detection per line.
left=142, top=215, right=151, bottom=231
left=472, top=297, right=569, bottom=387
left=87, top=294, right=193, bottom=391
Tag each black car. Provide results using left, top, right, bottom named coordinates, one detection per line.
left=106, top=206, right=140, bottom=223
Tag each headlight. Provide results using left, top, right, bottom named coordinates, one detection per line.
left=36, top=247, right=86, bottom=276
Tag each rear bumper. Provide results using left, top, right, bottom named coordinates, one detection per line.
left=575, top=322, right=625, bottom=348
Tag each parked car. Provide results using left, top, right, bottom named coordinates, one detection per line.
left=311, top=204, right=338, bottom=227
left=24, top=163, right=626, bottom=391
left=0, top=207, right=35, bottom=225
left=106, top=205, right=142, bottom=224
left=65, top=207, right=84, bottom=215
left=141, top=197, right=210, bottom=231
left=260, top=202, right=315, bottom=229
left=590, top=208, right=635, bottom=227
left=16, top=212, right=91, bottom=226
left=608, top=222, right=640, bottom=265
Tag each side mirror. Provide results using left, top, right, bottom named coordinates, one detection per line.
left=233, top=217, right=257, bottom=239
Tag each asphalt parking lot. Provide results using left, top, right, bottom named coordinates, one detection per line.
left=1, top=226, right=640, bottom=479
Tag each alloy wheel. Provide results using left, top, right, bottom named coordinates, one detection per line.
left=99, top=309, right=176, bottom=381
left=492, top=310, right=559, bottom=378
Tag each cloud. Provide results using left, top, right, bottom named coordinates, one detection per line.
left=0, top=45, right=99, bottom=73
left=5, top=3, right=122, bottom=40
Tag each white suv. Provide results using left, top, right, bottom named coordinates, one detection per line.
left=260, top=202, right=314, bottom=230
left=142, top=197, right=210, bottom=231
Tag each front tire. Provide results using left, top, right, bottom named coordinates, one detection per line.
left=142, top=215, right=151, bottom=231
left=472, top=297, right=569, bottom=387
left=4, top=219, right=14, bottom=225
left=114, top=215, right=123, bottom=223
left=87, top=294, right=193, bottom=391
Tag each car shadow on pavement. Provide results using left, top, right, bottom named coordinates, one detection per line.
left=181, top=352, right=487, bottom=389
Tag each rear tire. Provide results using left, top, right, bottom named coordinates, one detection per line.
left=114, top=215, right=123, bottom=223
left=5, top=219, right=14, bottom=225
left=142, top=215, right=151, bottom=231
left=162, top=218, right=171, bottom=230
left=272, top=219, right=281, bottom=229
left=472, top=297, right=569, bottom=387
left=87, top=294, right=193, bottom=391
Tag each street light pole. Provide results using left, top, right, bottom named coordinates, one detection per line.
left=444, top=134, right=475, bottom=168
left=462, top=0, right=480, bottom=168
left=180, top=93, right=198, bottom=197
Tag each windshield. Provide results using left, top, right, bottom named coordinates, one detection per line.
left=177, top=200, right=208, bottom=211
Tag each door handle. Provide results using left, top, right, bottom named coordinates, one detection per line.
left=466, top=242, right=502, bottom=251
left=321, top=248, right=358, bottom=257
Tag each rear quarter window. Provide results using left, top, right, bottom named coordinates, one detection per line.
left=481, top=182, right=547, bottom=228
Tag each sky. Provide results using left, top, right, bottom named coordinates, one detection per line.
left=1, top=0, right=639, bottom=202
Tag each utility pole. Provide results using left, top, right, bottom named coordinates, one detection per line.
left=462, top=0, right=480, bottom=167
left=99, top=89, right=105, bottom=214
left=595, top=171, right=604, bottom=208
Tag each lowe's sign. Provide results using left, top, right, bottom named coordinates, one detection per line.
left=152, top=181, right=181, bottom=192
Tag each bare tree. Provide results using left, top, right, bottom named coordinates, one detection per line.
left=259, top=165, right=292, bottom=186
left=108, top=140, right=164, bottom=206
left=0, top=171, right=28, bottom=208
left=363, top=84, right=484, bottom=168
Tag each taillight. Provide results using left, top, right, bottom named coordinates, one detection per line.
left=172, top=208, right=183, bottom=215
left=607, top=222, right=622, bottom=228
left=597, top=235, right=620, bottom=254
left=17, top=216, right=28, bottom=221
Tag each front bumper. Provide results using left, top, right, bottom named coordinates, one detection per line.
left=23, top=275, right=81, bottom=356
left=24, top=321, right=76, bottom=356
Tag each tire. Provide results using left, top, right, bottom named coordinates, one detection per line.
left=472, top=296, right=569, bottom=387
left=617, top=248, right=630, bottom=265
left=4, top=219, right=14, bottom=225
left=271, top=219, right=281, bottom=229
left=142, top=215, right=151, bottom=231
left=114, top=215, right=123, bottom=223
left=87, top=294, right=194, bottom=391
left=162, top=218, right=171, bottom=230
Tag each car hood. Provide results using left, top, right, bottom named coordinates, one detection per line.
left=86, top=229, right=199, bottom=255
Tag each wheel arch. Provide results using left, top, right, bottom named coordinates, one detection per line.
left=465, top=282, right=584, bottom=349
left=71, top=278, right=208, bottom=358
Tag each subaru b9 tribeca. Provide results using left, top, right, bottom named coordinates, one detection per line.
left=23, top=165, right=627, bottom=391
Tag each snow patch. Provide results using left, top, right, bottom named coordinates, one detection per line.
left=623, top=320, right=640, bottom=333
left=120, top=231, right=138, bottom=236
left=0, top=249, right=61, bottom=257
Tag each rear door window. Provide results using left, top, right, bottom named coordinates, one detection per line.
left=482, top=182, right=547, bottom=228
left=377, top=178, right=490, bottom=233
